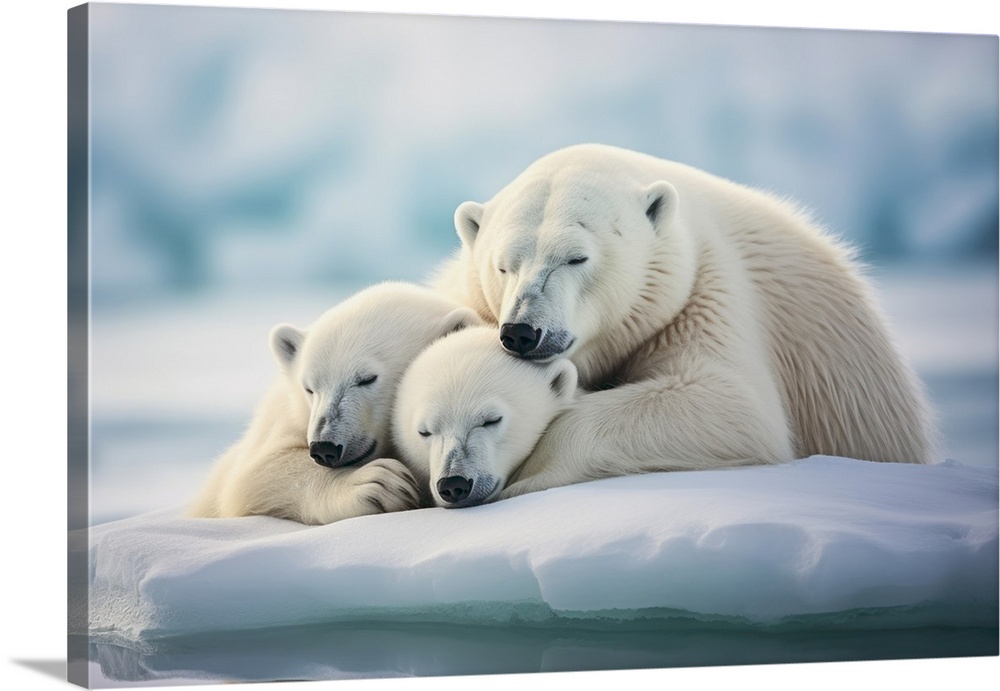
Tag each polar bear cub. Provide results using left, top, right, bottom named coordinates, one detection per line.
left=393, top=326, right=577, bottom=508
left=189, top=282, right=481, bottom=524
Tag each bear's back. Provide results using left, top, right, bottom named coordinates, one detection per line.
left=716, top=187, right=935, bottom=464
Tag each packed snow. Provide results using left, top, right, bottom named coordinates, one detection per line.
left=80, top=456, right=998, bottom=644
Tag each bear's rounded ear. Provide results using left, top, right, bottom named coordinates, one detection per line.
left=644, top=181, right=679, bottom=234
left=269, top=324, right=305, bottom=370
left=438, top=306, right=483, bottom=337
left=547, top=358, right=578, bottom=404
left=454, top=201, right=485, bottom=248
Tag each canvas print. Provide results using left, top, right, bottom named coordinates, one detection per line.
left=67, top=3, right=999, bottom=688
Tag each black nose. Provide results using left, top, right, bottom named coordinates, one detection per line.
left=436, top=475, right=474, bottom=504
left=500, top=323, right=541, bottom=356
left=309, top=441, right=343, bottom=468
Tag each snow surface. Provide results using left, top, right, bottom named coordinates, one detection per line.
left=81, top=456, right=998, bottom=644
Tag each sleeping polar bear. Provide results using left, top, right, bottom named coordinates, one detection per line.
left=434, top=143, right=936, bottom=499
left=188, top=282, right=481, bottom=524
left=393, top=326, right=577, bottom=508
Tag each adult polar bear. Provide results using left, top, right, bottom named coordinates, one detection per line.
left=434, top=143, right=934, bottom=499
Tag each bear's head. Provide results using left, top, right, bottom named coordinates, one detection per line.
left=270, top=282, right=481, bottom=469
left=453, top=145, right=697, bottom=385
left=393, top=326, right=577, bottom=508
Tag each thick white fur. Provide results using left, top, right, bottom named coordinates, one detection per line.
left=188, top=282, right=481, bottom=523
left=393, top=326, right=577, bottom=507
left=433, top=144, right=935, bottom=498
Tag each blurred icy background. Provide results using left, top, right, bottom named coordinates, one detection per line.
left=84, top=4, right=998, bottom=526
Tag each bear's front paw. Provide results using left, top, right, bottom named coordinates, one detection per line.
left=349, top=457, right=421, bottom=515
left=497, top=474, right=552, bottom=501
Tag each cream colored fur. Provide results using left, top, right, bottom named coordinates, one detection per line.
left=188, top=282, right=480, bottom=523
left=393, top=326, right=577, bottom=507
left=433, top=144, right=935, bottom=499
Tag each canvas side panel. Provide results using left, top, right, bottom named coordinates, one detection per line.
left=67, top=3, right=90, bottom=688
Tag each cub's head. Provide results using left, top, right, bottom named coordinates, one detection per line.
left=270, top=282, right=480, bottom=469
left=454, top=147, right=694, bottom=381
left=393, top=326, right=577, bottom=508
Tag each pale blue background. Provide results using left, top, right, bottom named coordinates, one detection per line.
left=88, top=5, right=997, bottom=300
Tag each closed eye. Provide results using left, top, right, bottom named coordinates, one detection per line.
left=418, top=430, right=431, bottom=438
left=482, top=416, right=503, bottom=427
left=304, top=387, right=314, bottom=395
left=357, top=374, right=378, bottom=386
left=567, top=257, right=588, bottom=266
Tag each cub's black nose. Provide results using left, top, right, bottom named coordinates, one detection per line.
left=500, top=323, right=541, bottom=356
left=309, top=441, right=344, bottom=468
left=436, top=475, right=474, bottom=504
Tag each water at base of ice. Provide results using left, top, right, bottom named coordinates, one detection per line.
left=82, top=605, right=998, bottom=687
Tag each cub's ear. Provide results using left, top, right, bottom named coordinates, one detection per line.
left=454, top=201, right=485, bottom=249
left=643, top=181, right=679, bottom=234
left=438, top=306, right=484, bottom=337
left=269, top=324, right=305, bottom=370
left=547, top=358, right=578, bottom=404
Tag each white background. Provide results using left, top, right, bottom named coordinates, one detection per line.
left=1, top=1, right=997, bottom=691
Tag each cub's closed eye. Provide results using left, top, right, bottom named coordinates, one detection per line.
left=483, top=416, right=503, bottom=427
left=498, top=267, right=507, bottom=274
left=418, top=430, right=431, bottom=437
left=568, top=257, right=588, bottom=265
left=358, top=375, right=378, bottom=386
left=305, top=388, right=314, bottom=395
